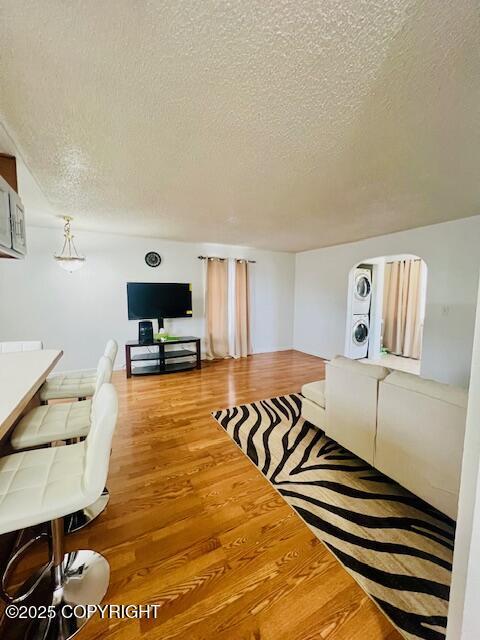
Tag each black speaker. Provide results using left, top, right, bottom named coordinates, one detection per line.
left=138, top=321, right=153, bottom=345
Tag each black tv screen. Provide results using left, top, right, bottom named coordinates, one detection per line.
left=127, top=282, right=192, bottom=320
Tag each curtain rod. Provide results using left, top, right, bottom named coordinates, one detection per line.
left=385, top=258, right=422, bottom=265
left=198, top=256, right=256, bottom=263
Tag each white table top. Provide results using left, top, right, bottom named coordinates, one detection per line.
left=0, top=349, right=63, bottom=441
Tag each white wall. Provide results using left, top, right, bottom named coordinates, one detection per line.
left=0, top=226, right=295, bottom=371
left=447, top=280, right=480, bottom=639
left=294, top=216, right=480, bottom=387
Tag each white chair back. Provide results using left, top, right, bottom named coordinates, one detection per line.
left=93, top=356, right=113, bottom=397
left=84, top=384, right=118, bottom=499
left=0, top=341, right=43, bottom=353
left=104, top=339, right=118, bottom=367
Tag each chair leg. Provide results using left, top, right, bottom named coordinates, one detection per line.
left=50, top=519, right=65, bottom=594
left=0, top=517, right=110, bottom=640
left=43, top=517, right=110, bottom=639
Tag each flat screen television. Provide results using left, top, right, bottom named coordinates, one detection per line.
left=127, top=282, right=192, bottom=322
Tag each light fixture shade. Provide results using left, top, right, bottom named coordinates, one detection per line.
left=54, top=216, right=86, bottom=272
left=54, top=256, right=86, bottom=272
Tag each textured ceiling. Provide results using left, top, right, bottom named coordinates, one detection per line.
left=0, top=0, right=479, bottom=252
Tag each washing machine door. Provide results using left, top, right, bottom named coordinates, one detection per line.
left=355, top=274, right=371, bottom=301
left=353, top=319, right=369, bottom=345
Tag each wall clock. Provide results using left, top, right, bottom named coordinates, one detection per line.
left=145, top=251, right=162, bottom=268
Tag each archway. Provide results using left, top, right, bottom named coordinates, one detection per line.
left=344, top=254, right=428, bottom=375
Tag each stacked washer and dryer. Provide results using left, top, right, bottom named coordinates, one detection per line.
left=349, top=267, right=372, bottom=358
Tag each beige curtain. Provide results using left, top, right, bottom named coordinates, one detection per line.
left=205, top=259, right=229, bottom=359
left=383, top=259, right=423, bottom=359
left=234, top=260, right=252, bottom=358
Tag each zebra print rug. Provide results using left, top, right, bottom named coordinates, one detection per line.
left=213, top=394, right=454, bottom=640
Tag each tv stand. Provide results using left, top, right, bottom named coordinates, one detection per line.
left=125, top=336, right=201, bottom=378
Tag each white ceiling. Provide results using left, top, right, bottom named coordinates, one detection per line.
left=0, top=0, right=479, bottom=252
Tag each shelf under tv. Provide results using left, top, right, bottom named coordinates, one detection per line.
left=131, top=361, right=197, bottom=376
left=130, top=349, right=196, bottom=362
left=125, top=336, right=201, bottom=378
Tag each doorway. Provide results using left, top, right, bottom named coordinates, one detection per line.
left=345, top=254, right=428, bottom=375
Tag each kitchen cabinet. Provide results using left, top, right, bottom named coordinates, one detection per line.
left=0, top=175, right=11, bottom=249
left=0, top=168, right=26, bottom=259
left=9, top=189, right=26, bottom=254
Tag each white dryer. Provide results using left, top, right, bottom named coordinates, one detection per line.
left=352, top=268, right=372, bottom=314
left=350, top=314, right=370, bottom=359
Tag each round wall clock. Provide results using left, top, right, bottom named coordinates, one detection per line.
left=145, top=251, right=162, bottom=268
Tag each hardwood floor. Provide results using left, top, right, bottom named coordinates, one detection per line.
left=65, top=351, right=402, bottom=639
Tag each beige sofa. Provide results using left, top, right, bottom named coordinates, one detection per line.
left=302, top=357, right=389, bottom=465
left=376, top=371, right=468, bottom=520
left=301, top=357, right=468, bottom=519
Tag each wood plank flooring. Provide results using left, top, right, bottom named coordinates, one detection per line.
left=66, top=350, right=402, bottom=639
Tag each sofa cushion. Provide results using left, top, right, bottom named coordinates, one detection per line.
left=302, top=380, right=326, bottom=408
left=301, top=397, right=328, bottom=431
left=382, top=370, right=468, bottom=408
left=328, top=356, right=390, bottom=381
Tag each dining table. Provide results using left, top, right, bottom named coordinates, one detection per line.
left=0, top=348, right=63, bottom=446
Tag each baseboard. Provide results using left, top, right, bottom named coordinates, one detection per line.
left=250, top=346, right=294, bottom=354
left=292, top=347, right=331, bottom=361
left=51, top=347, right=299, bottom=376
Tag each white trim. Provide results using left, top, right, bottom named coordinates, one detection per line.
left=447, top=276, right=480, bottom=639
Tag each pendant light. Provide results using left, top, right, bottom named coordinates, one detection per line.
left=54, top=216, right=86, bottom=272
